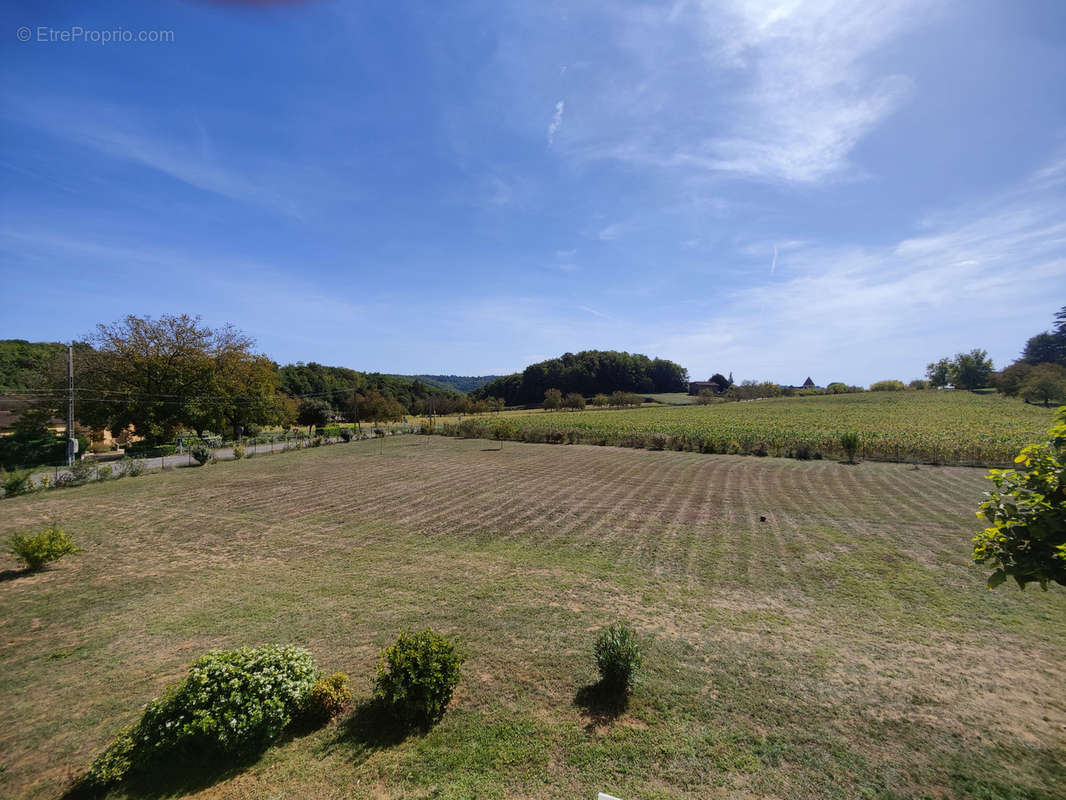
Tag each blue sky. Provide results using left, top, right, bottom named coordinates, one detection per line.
left=2, top=0, right=1064, bottom=385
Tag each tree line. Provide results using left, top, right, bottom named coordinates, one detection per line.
left=471, top=350, right=688, bottom=406
left=2, top=315, right=465, bottom=451
left=925, top=305, right=1066, bottom=404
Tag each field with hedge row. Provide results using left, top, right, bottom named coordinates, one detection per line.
left=442, top=391, right=1056, bottom=466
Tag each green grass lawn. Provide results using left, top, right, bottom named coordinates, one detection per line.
left=1, top=436, right=1063, bottom=799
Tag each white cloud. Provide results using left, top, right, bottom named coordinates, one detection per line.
left=651, top=156, right=1066, bottom=382
left=531, top=0, right=931, bottom=184
left=547, top=100, right=565, bottom=145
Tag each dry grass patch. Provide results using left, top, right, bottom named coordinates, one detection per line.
left=0, top=436, right=1063, bottom=799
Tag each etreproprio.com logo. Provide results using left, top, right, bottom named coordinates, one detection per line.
left=16, top=26, right=175, bottom=44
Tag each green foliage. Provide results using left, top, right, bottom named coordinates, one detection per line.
left=870, top=380, right=906, bottom=392
left=279, top=362, right=457, bottom=418
left=0, top=339, right=68, bottom=393
left=1020, top=307, right=1066, bottom=367
left=543, top=388, right=563, bottom=410
left=301, top=672, right=352, bottom=724
left=1020, top=363, right=1066, bottom=406
left=120, top=456, right=145, bottom=477
left=6, top=524, right=77, bottom=571
left=1, top=468, right=34, bottom=497
left=726, top=380, right=782, bottom=401
left=928, top=349, right=995, bottom=390
left=77, top=315, right=282, bottom=446
left=297, top=398, right=333, bottom=428
left=69, top=459, right=95, bottom=485
left=593, top=622, right=643, bottom=693
left=374, top=629, right=464, bottom=726
left=190, top=443, right=211, bottom=465
left=0, top=406, right=65, bottom=470
left=232, top=442, right=246, bottom=460
left=339, top=426, right=354, bottom=442
left=840, top=431, right=860, bottom=463
left=591, top=393, right=610, bottom=407
left=995, top=362, right=1033, bottom=396
left=564, top=392, right=586, bottom=410
left=389, top=374, right=501, bottom=393
left=908, top=379, right=930, bottom=390
left=85, top=644, right=316, bottom=788
left=973, top=407, right=1066, bottom=590
left=473, top=350, right=688, bottom=406
left=97, top=465, right=113, bottom=480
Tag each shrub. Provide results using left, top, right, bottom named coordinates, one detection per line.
left=792, top=443, right=813, bottom=460
left=339, top=427, right=354, bottom=442
left=190, top=443, right=211, bottom=465
left=374, top=629, right=464, bottom=726
left=594, top=622, right=643, bottom=694
left=301, top=672, right=352, bottom=723
left=7, top=524, right=78, bottom=571
left=312, top=436, right=324, bottom=447
left=647, top=432, right=668, bottom=450
left=1, top=469, right=34, bottom=497
left=232, top=442, right=246, bottom=460
left=69, top=459, right=95, bottom=485
left=840, top=431, right=860, bottom=463
left=909, top=379, right=931, bottom=390
left=870, top=380, right=906, bottom=392
left=973, top=407, right=1066, bottom=589
left=120, top=457, right=145, bottom=477
left=97, top=465, right=113, bottom=480
left=752, top=440, right=770, bottom=457
left=85, top=644, right=316, bottom=789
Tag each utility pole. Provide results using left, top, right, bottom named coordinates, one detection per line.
left=66, top=344, right=75, bottom=466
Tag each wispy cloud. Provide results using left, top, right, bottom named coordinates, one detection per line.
left=532, top=0, right=930, bottom=184
left=547, top=100, right=565, bottom=145
left=652, top=154, right=1066, bottom=381
left=4, top=96, right=301, bottom=216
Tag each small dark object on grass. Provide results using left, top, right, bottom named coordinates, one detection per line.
left=760, top=515, right=766, bottom=522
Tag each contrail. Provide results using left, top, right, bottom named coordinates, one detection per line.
left=770, top=245, right=778, bottom=274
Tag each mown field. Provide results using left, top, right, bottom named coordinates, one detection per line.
left=1, top=437, right=1064, bottom=800
left=445, top=391, right=1056, bottom=466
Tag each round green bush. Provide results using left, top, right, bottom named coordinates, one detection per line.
left=301, top=672, right=352, bottom=723
left=594, top=622, right=643, bottom=693
left=6, top=524, right=78, bottom=571
left=190, top=442, right=211, bottom=465
left=86, top=644, right=316, bottom=787
left=374, top=629, right=464, bottom=726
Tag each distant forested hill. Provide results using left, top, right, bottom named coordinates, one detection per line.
left=0, top=340, right=68, bottom=393
left=471, top=350, right=688, bottom=405
left=391, top=374, right=501, bottom=394
left=278, top=363, right=460, bottom=413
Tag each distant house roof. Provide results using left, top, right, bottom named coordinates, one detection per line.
left=688, top=380, right=722, bottom=395
left=802, top=377, right=815, bottom=388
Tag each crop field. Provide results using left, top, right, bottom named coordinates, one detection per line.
left=1, top=437, right=1064, bottom=800
left=448, top=391, right=1057, bottom=466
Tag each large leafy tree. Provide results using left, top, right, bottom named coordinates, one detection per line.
left=973, top=407, right=1066, bottom=590
left=1020, top=305, right=1066, bottom=367
left=78, top=315, right=280, bottom=444
left=925, top=350, right=994, bottom=390
left=1020, top=363, right=1066, bottom=407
